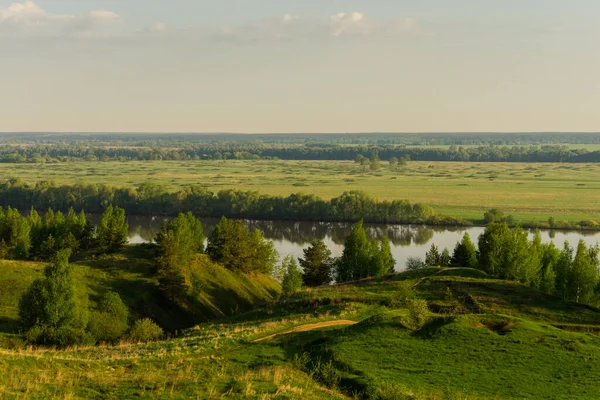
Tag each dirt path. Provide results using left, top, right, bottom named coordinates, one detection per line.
left=252, top=320, right=358, bottom=343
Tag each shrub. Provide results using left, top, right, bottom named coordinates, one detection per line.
left=88, top=312, right=129, bottom=344
left=88, top=292, right=129, bottom=343
left=484, top=208, right=505, bottom=224
left=310, top=359, right=341, bottom=389
left=97, top=292, right=129, bottom=323
left=389, top=281, right=416, bottom=307
left=405, top=257, right=426, bottom=271
left=26, top=325, right=94, bottom=348
left=405, top=299, right=430, bottom=330
left=128, top=318, right=164, bottom=342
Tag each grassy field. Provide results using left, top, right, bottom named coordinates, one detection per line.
left=1, top=160, right=600, bottom=224
left=0, top=247, right=280, bottom=337
left=3, top=259, right=600, bottom=398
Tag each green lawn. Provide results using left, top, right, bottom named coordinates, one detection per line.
left=1, top=160, right=600, bottom=223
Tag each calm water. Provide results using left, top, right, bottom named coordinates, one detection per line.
left=121, top=216, right=600, bottom=272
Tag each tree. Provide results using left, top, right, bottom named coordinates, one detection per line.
left=425, top=244, right=441, bottom=267
left=354, top=154, right=366, bottom=164
left=369, top=153, right=381, bottom=171
left=19, top=249, right=87, bottom=331
left=484, top=209, right=505, bottom=224
left=207, top=216, right=278, bottom=274
left=389, top=157, right=399, bottom=170
left=568, top=240, right=599, bottom=303
left=155, top=212, right=204, bottom=271
left=155, top=230, right=190, bottom=304
left=369, top=236, right=396, bottom=277
left=554, top=242, right=574, bottom=299
left=451, top=233, right=478, bottom=268
left=440, top=248, right=451, bottom=267
left=299, top=239, right=333, bottom=287
left=97, top=205, right=128, bottom=253
left=405, top=256, right=426, bottom=271
left=477, top=223, right=511, bottom=275
left=281, top=256, right=303, bottom=294
left=0, top=206, right=31, bottom=259
left=337, top=220, right=370, bottom=282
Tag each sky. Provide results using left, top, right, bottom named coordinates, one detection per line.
left=1, top=0, right=599, bottom=133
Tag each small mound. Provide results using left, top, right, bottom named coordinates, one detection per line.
left=436, top=268, right=491, bottom=279
left=469, top=316, right=516, bottom=335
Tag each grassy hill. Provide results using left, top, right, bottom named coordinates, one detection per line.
left=3, top=262, right=600, bottom=398
left=0, top=245, right=280, bottom=337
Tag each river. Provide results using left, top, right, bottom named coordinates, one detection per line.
left=121, top=216, right=600, bottom=272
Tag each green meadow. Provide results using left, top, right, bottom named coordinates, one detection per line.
left=1, top=160, right=599, bottom=223
left=3, top=255, right=600, bottom=399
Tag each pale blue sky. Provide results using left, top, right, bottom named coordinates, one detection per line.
left=1, top=1, right=599, bottom=132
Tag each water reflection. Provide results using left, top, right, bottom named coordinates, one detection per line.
left=111, top=216, right=600, bottom=272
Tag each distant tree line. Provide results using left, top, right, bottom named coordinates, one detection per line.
left=3, top=132, right=600, bottom=146
left=0, top=179, right=463, bottom=226
left=1, top=143, right=600, bottom=163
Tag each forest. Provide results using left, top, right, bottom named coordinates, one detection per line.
left=1, top=142, right=600, bottom=163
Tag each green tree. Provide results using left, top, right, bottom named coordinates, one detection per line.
left=484, top=209, right=505, bottom=224
left=477, top=223, right=511, bottom=275
left=451, top=233, right=478, bottom=268
left=0, top=206, right=31, bottom=259
left=19, top=249, right=87, bottom=330
left=568, top=240, right=599, bottom=303
left=440, top=248, right=451, bottom=267
left=425, top=243, right=441, bottom=267
left=369, top=153, right=381, bottom=171
left=299, top=239, right=333, bottom=287
left=554, top=242, right=574, bottom=299
left=539, top=242, right=561, bottom=294
left=369, top=236, right=396, bottom=277
left=337, top=220, right=370, bottom=282
left=207, top=216, right=278, bottom=274
left=97, top=205, right=128, bottom=253
left=281, top=256, right=303, bottom=294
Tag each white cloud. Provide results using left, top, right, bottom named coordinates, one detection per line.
left=282, top=14, right=298, bottom=24
left=330, top=12, right=370, bottom=37
left=0, top=1, right=74, bottom=26
left=214, top=12, right=427, bottom=44
left=0, top=1, right=122, bottom=37
left=152, top=22, right=168, bottom=32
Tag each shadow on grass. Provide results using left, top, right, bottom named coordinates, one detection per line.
left=0, top=316, right=19, bottom=334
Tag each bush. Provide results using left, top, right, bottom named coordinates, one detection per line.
left=128, top=318, right=164, bottom=343
left=405, top=299, right=430, bottom=330
left=310, top=359, right=341, bottom=389
left=405, top=257, right=426, bottom=271
left=97, top=292, right=129, bottom=322
left=88, top=312, right=129, bottom=344
left=389, top=281, right=416, bottom=307
left=484, top=208, right=505, bottom=224
left=26, top=325, right=94, bottom=348
left=88, top=292, right=129, bottom=343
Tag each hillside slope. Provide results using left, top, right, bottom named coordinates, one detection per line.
left=3, top=267, right=600, bottom=399
left=0, top=245, right=280, bottom=336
